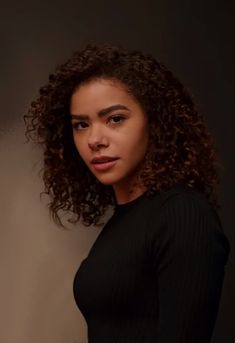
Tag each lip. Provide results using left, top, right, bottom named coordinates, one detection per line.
left=92, top=159, right=119, bottom=171
left=91, top=156, right=119, bottom=164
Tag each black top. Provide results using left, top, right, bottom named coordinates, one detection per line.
left=73, top=184, right=230, bottom=343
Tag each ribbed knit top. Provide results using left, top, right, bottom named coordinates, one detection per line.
left=73, top=184, right=230, bottom=343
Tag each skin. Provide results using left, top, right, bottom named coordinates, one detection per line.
left=70, top=78, right=149, bottom=205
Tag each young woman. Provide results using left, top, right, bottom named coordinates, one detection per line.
left=24, top=43, right=230, bottom=342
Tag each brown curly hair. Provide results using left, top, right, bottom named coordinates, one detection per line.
left=24, top=42, right=223, bottom=229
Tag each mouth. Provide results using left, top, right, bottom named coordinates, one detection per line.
left=91, top=157, right=119, bottom=164
left=92, top=158, right=119, bottom=171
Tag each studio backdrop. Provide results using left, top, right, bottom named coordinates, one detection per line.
left=0, top=1, right=234, bottom=342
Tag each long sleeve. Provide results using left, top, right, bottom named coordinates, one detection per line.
left=148, top=191, right=230, bottom=343
left=74, top=185, right=230, bottom=342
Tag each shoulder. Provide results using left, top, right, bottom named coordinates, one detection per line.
left=147, top=183, right=214, bottom=223
left=146, top=183, right=230, bottom=265
left=157, top=183, right=223, bottom=233
left=159, top=183, right=212, bottom=212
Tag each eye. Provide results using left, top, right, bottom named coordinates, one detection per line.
left=71, top=115, right=126, bottom=131
left=72, top=122, right=88, bottom=130
left=108, top=115, right=126, bottom=124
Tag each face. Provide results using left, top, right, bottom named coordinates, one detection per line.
left=70, top=78, right=149, bottom=200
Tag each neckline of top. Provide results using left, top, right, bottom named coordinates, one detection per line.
left=114, top=190, right=149, bottom=211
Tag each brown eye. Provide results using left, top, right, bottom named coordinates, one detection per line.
left=108, top=115, right=126, bottom=124
left=72, top=122, right=88, bottom=130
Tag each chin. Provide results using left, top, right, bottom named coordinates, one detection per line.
left=94, top=173, right=122, bottom=186
left=95, top=177, right=117, bottom=186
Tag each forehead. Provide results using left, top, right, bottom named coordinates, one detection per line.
left=72, top=78, right=130, bottom=99
left=70, top=78, right=139, bottom=112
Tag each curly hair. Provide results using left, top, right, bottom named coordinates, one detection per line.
left=24, top=42, right=223, bottom=229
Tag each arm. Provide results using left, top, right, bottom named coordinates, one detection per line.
left=148, top=191, right=230, bottom=343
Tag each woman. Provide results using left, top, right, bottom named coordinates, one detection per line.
left=24, top=43, right=230, bottom=342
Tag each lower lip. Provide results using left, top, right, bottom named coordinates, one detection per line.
left=92, top=159, right=119, bottom=171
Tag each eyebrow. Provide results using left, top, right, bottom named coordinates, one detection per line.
left=70, top=104, right=130, bottom=120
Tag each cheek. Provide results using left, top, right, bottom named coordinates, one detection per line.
left=123, top=130, right=149, bottom=162
left=73, top=136, right=79, bottom=151
left=129, top=127, right=149, bottom=150
left=73, top=136, right=85, bottom=157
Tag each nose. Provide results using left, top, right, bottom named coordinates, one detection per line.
left=88, top=127, right=108, bottom=151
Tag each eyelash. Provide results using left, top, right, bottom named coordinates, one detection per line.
left=72, top=115, right=126, bottom=131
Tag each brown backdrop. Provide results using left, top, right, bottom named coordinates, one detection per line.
left=0, top=1, right=234, bottom=342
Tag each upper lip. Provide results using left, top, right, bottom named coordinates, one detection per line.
left=91, top=156, right=119, bottom=164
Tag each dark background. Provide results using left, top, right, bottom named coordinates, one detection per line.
left=0, top=1, right=234, bottom=342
